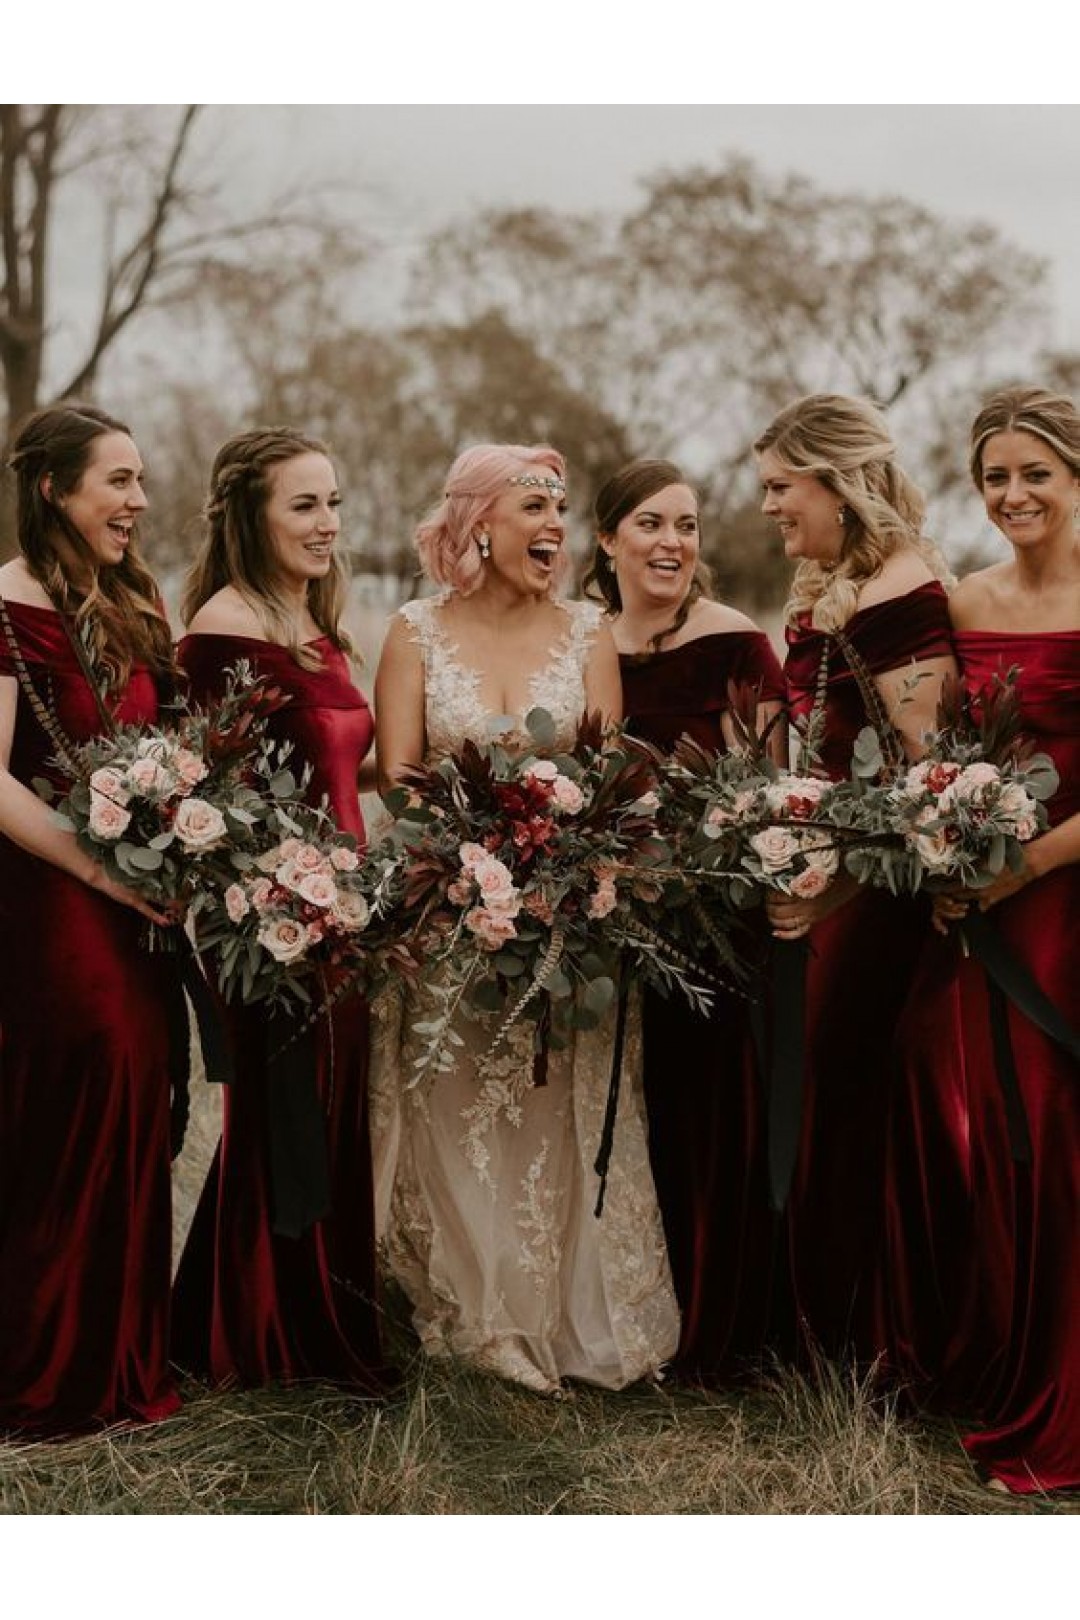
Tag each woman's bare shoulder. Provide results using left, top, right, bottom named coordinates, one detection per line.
left=684, top=598, right=762, bottom=637
left=0, top=558, right=52, bottom=607
left=856, top=549, right=938, bottom=610
left=184, top=587, right=265, bottom=637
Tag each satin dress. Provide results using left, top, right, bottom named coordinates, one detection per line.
left=170, top=634, right=392, bottom=1393
left=781, top=582, right=954, bottom=1365
left=0, top=602, right=180, bottom=1435
left=888, top=631, right=1079, bottom=1492
left=621, top=630, right=786, bottom=1381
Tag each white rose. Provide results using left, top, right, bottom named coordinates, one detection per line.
left=173, top=796, right=228, bottom=851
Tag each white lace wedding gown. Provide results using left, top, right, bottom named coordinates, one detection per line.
left=369, top=594, right=679, bottom=1392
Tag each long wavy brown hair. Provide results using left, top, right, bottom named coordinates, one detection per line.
left=583, top=458, right=715, bottom=652
left=6, top=402, right=174, bottom=690
left=182, top=427, right=352, bottom=669
left=754, top=394, right=952, bottom=631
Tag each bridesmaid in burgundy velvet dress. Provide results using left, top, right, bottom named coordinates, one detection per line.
left=753, top=395, right=958, bottom=1367
left=170, top=428, right=392, bottom=1394
left=893, top=386, right=1080, bottom=1493
left=585, top=460, right=786, bottom=1380
left=0, top=404, right=181, bottom=1435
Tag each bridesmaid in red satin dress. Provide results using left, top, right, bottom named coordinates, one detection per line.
left=585, top=460, right=787, bottom=1380
left=754, top=395, right=958, bottom=1366
left=0, top=404, right=181, bottom=1435
left=900, top=386, right=1080, bottom=1492
left=170, top=428, right=392, bottom=1394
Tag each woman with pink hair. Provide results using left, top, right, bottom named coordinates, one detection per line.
left=369, top=442, right=679, bottom=1394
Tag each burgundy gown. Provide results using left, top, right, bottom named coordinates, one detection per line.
left=888, top=631, right=1079, bottom=1492
left=170, top=634, right=392, bottom=1393
left=782, top=582, right=954, bottom=1365
left=0, top=602, right=180, bottom=1435
left=621, top=630, right=786, bottom=1381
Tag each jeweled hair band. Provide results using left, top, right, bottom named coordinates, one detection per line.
left=446, top=474, right=567, bottom=498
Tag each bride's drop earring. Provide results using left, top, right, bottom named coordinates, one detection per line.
left=477, top=532, right=491, bottom=560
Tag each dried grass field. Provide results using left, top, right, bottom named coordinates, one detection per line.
left=1, top=1069, right=1075, bottom=1518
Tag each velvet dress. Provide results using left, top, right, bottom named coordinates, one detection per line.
left=0, top=601, right=180, bottom=1435
left=887, top=631, right=1079, bottom=1492
left=621, top=630, right=786, bottom=1381
left=781, top=582, right=954, bottom=1365
left=170, top=634, right=392, bottom=1393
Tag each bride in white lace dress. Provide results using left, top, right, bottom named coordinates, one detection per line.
left=369, top=443, right=679, bottom=1393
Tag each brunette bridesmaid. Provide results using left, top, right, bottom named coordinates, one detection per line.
left=754, top=394, right=957, bottom=1367
left=892, top=386, right=1079, bottom=1492
left=0, top=404, right=181, bottom=1435
left=586, top=459, right=786, bottom=1380
left=170, top=427, right=393, bottom=1393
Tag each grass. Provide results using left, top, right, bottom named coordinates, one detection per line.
left=1, top=1076, right=1074, bottom=1516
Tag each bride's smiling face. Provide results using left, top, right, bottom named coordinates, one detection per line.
left=482, top=473, right=567, bottom=597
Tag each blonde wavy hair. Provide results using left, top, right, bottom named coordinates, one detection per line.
left=182, top=427, right=352, bottom=669
left=969, top=384, right=1080, bottom=485
left=7, top=402, right=175, bottom=691
left=754, top=394, right=953, bottom=631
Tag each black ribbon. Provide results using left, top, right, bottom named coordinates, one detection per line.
left=961, top=909, right=1080, bottom=1164
left=164, top=930, right=235, bottom=1159
left=766, top=937, right=809, bottom=1213
left=265, top=1014, right=331, bottom=1239
left=593, top=983, right=630, bottom=1218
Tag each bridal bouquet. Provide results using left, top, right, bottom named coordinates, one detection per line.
left=653, top=686, right=848, bottom=905
left=37, top=662, right=289, bottom=909
left=376, top=707, right=711, bottom=1080
left=842, top=670, right=1059, bottom=894
left=189, top=802, right=409, bottom=1012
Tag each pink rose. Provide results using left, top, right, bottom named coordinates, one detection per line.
left=331, top=890, right=371, bottom=932
left=473, top=856, right=516, bottom=906
left=128, top=756, right=173, bottom=796
left=464, top=906, right=518, bottom=950
left=257, top=916, right=310, bottom=964
left=88, top=793, right=132, bottom=840
left=296, top=871, right=338, bottom=908
left=458, top=841, right=489, bottom=872
left=909, top=807, right=957, bottom=873
left=788, top=865, right=832, bottom=900
left=525, top=759, right=559, bottom=783
left=447, top=877, right=474, bottom=906
left=550, top=774, right=584, bottom=814
left=173, top=797, right=227, bottom=851
left=225, top=883, right=250, bottom=923
left=89, top=766, right=131, bottom=805
left=586, top=877, right=618, bottom=919
left=329, top=844, right=359, bottom=872
left=749, top=826, right=801, bottom=874
left=173, top=748, right=209, bottom=790
left=249, top=877, right=275, bottom=912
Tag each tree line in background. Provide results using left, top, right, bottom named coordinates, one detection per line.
left=3, top=105, right=1079, bottom=611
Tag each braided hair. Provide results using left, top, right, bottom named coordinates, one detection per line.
left=182, top=427, right=352, bottom=667
left=6, top=401, right=175, bottom=691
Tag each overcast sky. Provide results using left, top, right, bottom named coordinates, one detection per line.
left=213, top=104, right=1080, bottom=350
